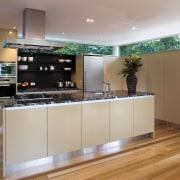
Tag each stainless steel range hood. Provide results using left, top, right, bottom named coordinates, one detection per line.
left=2, top=8, right=65, bottom=51
left=2, top=38, right=65, bottom=51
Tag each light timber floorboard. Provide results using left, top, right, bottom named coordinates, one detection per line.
left=1, top=122, right=180, bottom=180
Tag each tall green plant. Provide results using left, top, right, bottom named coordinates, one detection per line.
left=119, top=54, right=143, bottom=77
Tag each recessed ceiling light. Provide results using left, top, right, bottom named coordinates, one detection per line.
left=12, top=26, right=16, bottom=29
left=86, top=18, right=94, bottom=23
left=62, top=32, right=65, bottom=35
left=132, top=26, right=136, bottom=30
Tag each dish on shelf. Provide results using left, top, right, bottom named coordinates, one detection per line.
left=28, top=57, right=34, bottom=62
left=21, top=57, right=27, bottom=62
left=58, top=59, right=65, bottom=63
left=64, top=67, right=72, bottom=71
left=65, top=59, right=72, bottom=63
left=18, top=56, right=21, bottom=61
left=18, top=65, right=28, bottom=70
left=49, top=65, right=55, bottom=70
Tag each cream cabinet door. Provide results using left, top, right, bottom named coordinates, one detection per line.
left=164, top=51, right=180, bottom=125
left=109, top=98, right=133, bottom=141
left=82, top=100, right=109, bottom=148
left=48, top=102, right=81, bottom=156
left=136, top=53, right=165, bottom=121
left=134, top=96, right=155, bottom=136
left=148, top=54, right=165, bottom=121
left=103, top=56, right=122, bottom=90
left=5, top=106, right=47, bottom=165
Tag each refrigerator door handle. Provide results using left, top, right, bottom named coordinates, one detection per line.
left=84, top=70, right=87, bottom=92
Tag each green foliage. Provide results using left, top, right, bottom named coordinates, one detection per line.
left=18, top=43, right=113, bottom=55
left=119, top=54, right=143, bottom=77
left=120, top=35, right=180, bottom=56
left=55, top=43, right=113, bottom=55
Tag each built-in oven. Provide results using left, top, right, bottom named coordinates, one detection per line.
left=0, top=62, right=16, bottom=97
left=0, top=78, right=16, bottom=97
left=0, top=61, right=16, bottom=78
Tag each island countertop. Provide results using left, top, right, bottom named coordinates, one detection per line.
left=1, top=90, right=155, bottom=178
left=0, top=90, right=154, bottom=108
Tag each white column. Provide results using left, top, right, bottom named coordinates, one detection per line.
left=113, top=46, right=120, bottom=56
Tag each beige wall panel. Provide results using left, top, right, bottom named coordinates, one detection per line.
left=103, top=56, right=122, bottom=90
left=0, top=28, right=17, bottom=61
left=71, top=55, right=83, bottom=90
left=164, top=50, right=180, bottom=124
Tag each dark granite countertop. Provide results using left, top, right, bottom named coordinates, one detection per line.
left=0, top=90, right=154, bottom=108
left=17, top=87, right=80, bottom=94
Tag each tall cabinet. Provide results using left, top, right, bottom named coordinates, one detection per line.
left=103, top=56, right=122, bottom=90
left=164, top=51, right=180, bottom=124
left=134, top=53, right=165, bottom=121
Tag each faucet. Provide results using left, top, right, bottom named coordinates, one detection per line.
left=102, top=80, right=111, bottom=97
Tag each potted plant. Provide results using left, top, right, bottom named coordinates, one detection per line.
left=119, top=54, right=143, bottom=94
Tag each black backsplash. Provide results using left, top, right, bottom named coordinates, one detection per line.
left=17, top=53, right=76, bottom=88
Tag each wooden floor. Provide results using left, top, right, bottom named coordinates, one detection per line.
left=1, top=122, right=180, bottom=180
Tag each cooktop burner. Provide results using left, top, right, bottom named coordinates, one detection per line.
left=15, top=94, right=53, bottom=101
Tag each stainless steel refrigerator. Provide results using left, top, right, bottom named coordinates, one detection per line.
left=83, top=55, right=104, bottom=92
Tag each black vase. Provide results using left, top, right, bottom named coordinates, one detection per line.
left=126, top=74, right=137, bottom=94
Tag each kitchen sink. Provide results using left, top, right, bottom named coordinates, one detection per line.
left=91, top=91, right=106, bottom=95
left=90, top=90, right=116, bottom=99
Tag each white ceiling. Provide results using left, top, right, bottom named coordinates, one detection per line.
left=1, top=0, right=180, bottom=46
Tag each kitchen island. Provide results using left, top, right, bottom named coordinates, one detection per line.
left=0, top=90, right=154, bottom=177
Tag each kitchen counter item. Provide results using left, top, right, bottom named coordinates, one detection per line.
left=64, top=67, right=71, bottom=71
left=39, top=66, right=43, bottom=70
left=18, top=56, right=21, bottom=61
left=65, top=59, right=72, bottom=63
left=21, top=57, right=27, bottom=62
left=57, top=81, right=64, bottom=88
left=20, top=82, right=29, bottom=89
left=58, top=59, right=65, bottom=63
left=49, top=65, right=55, bottom=70
left=18, top=65, right=28, bottom=70
left=28, top=57, right=34, bottom=62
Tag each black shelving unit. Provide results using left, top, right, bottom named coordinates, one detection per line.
left=17, top=53, right=76, bottom=88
